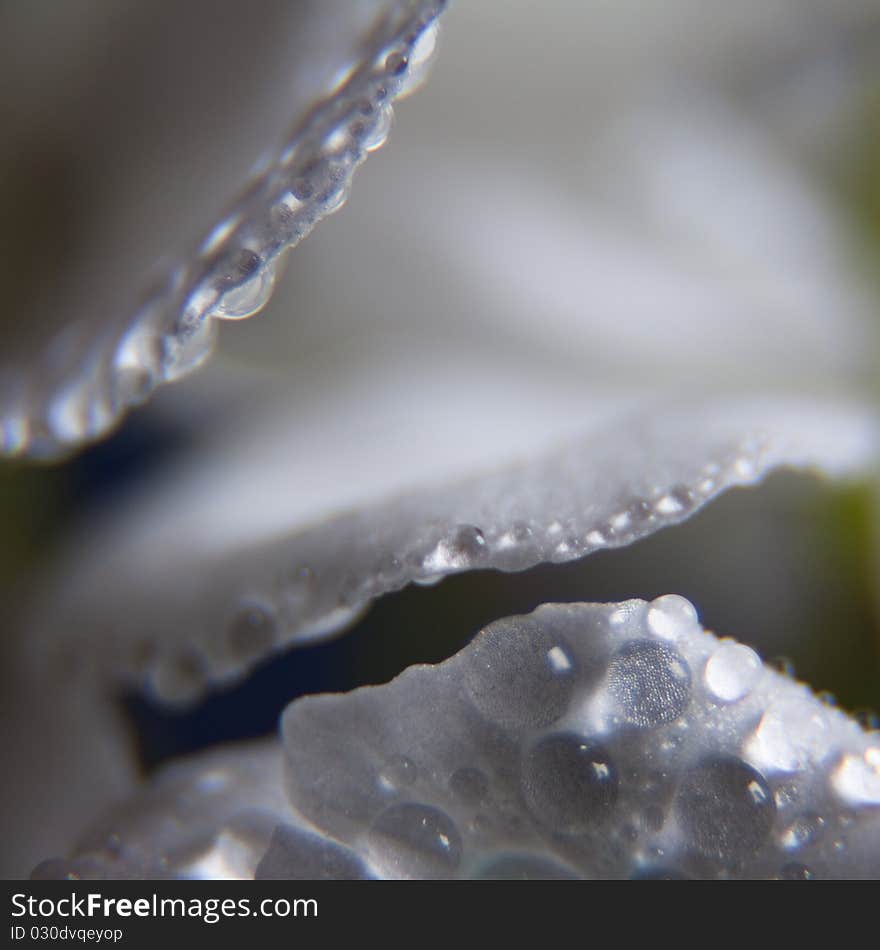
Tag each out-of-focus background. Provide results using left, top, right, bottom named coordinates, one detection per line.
left=0, top=0, right=879, bottom=875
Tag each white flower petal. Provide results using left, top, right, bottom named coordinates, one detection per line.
left=28, top=392, right=876, bottom=702
left=37, top=598, right=880, bottom=879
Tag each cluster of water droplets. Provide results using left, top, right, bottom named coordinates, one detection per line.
left=276, top=596, right=879, bottom=879
left=36, top=596, right=879, bottom=879
left=0, top=1, right=445, bottom=459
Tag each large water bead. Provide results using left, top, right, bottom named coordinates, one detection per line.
left=368, top=803, right=462, bottom=879
left=521, top=733, right=619, bottom=834
left=607, top=640, right=692, bottom=727
left=464, top=619, right=578, bottom=730
left=674, top=757, right=776, bottom=862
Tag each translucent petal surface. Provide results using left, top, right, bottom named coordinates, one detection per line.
left=39, top=598, right=880, bottom=879
left=27, top=394, right=877, bottom=703
left=0, top=0, right=445, bottom=458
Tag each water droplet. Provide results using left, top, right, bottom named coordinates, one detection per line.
left=47, top=374, right=115, bottom=444
left=704, top=641, right=762, bottom=703
left=655, top=492, right=686, bottom=516
left=674, top=757, right=775, bottom=862
left=369, top=803, right=461, bottom=878
left=609, top=511, right=631, bottom=532
left=113, top=310, right=163, bottom=405
left=473, top=854, right=580, bottom=880
left=521, top=733, right=618, bottom=833
left=464, top=620, right=577, bottom=729
left=378, top=755, right=418, bottom=792
left=422, top=524, right=487, bottom=572
left=646, top=595, right=700, bottom=641
left=744, top=698, right=830, bottom=773
left=410, top=20, right=439, bottom=68
left=214, top=251, right=276, bottom=320
left=385, top=51, right=409, bottom=76
left=449, top=767, right=488, bottom=804
left=353, top=102, right=393, bottom=153
left=778, top=813, right=825, bottom=852
left=607, top=640, right=692, bottom=727
left=830, top=751, right=880, bottom=806
left=161, top=311, right=217, bottom=381
left=227, top=601, right=278, bottom=660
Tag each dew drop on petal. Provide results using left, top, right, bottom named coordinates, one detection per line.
left=704, top=642, right=762, bottom=703
left=521, top=733, right=618, bottom=834
left=369, top=803, right=462, bottom=878
left=214, top=256, right=276, bottom=320
left=646, top=595, right=700, bottom=641
left=830, top=751, right=880, bottom=807
left=607, top=640, right=691, bottom=727
left=378, top=755, right=418, bottom=792
left=464, top=620, right=577, bottom=729
left=675, top=757, right=775, bottom=862
left=744, top=698, right=831, bottom=773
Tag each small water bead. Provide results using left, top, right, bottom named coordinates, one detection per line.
left=609, top=511, right=631, bottom=532
left=47, top=375, right=115, bottom=445
left=449, top=767, right=489, bottom=804
left=521, top=733, right=618, bottom=834
left=646, top=595, right=700, bottom=641
left=227, top=601, right=278, bottom=660
left=704, top=642, right=762, bottom=703
left=745, top=697, right=830, bottom=773
left=385, top=51, right=409, bottom=77
left=213, top=253, right=276, bottom=320
left=422, top=524, right=487, bottom=573
left=160, top=307, right=217, bottom=382
left=255, top=824, right=372, bottom=881
left=778, top=813, right=826, bottom=852
left=351, top=102, right=393, bottom=153
left=473, top=854, right=581, bottom=880
left=674, top=757, right=775, bottom=862
left=464, top=621, right=577, bottom=729
left=369, top=803, right=461, bottom=879
left=113, top=317, right=163, bottom=405
left=378, top=755, right=418, bottom=792
left=409, top=19, right=439, bottom=68
left=830, top=751, right=880, bottom=807
left=607, top=640, right=691, bottom=728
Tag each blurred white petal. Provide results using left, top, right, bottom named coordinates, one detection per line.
left=29, top=392, right=876, bottom=702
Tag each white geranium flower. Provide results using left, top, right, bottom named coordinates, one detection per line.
left=1, top=0, right=878, bottom=878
